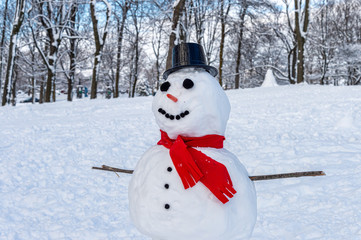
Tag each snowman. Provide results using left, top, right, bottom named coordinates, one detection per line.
left=129, top=43, right=257, bottom=240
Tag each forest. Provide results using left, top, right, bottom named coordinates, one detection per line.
left=0, top=0, right=360, bottom=105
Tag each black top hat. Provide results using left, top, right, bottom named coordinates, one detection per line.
left=163, top=43, right=218, bottom=80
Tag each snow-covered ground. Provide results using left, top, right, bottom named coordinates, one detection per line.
left=1, top=85, right=361, bottom=239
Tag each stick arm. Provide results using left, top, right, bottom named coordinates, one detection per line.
left=92, top=165, right=325, bottom=181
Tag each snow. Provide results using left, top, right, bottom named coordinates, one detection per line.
left=173, top=0, right=182, bottom=8
left=1, top=85, right=361, bottom=239
left=261, top=69, right=278, bottom=87
left=104, top=0, right=112, bottom=17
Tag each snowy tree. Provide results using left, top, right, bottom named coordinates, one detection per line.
left=165, top=0, right=186, bottom=70
left=29, top=0, right=80, bottom=103
left=217, top=0, right=231, bottom=87
left=233, top=0, right=249, bottom=89
left=294, top=0, right=310, bottom=84
left=90, top=0, right=111, bottom=99
left=306, top=0, right=361, bottom=85
left=2, top=0, right=25, bottom=106
left=150, top=11, right=167, bottom=93
left=65, top=2, right=79, bottom=102
left=271, top=1, right=297, bottom=84
left=113, top=0, right=130, bottom=98
left=187, top=0, right=219, bottom=66
left=0, top=0, right=9, bottom=99
left=127, top=1, right=146, bottom=98
left=16, top=31, right=45, bottom=104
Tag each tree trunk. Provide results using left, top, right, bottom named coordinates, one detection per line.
left=90, top=55, right=99, bottom=99
left=90, top=2, right=100, bottom=99
left=2, top=0, right=25, bottom=106
left=296, top=38, right=305, bottom=84
left=294, top=0, right=310, bottom=84
left=234, top=43, right=241, bottom=89
left=90, top=0, right=111, bottom=99
left=234, top=3, right=247, bottom=89
left=131, top=41, right=139, bottom=98
left=2, top=36, right=16, bottom=106
left=52, top=76, right=56, bottom=102
left=45, top=45, right=57, bottom=102
left=287, top=46, right=296, bottom=84
left=67, top=3, right=78, bottom=102
left=319, top=0, right=328, bottom=85
left=131, top=5, right=140, bottom=98
left=114, top=1, right=130, bottom=98
left=291, top=45, right=297, bottom=83
left=0, top=0, right=9, bottom=99
left=39, top=80, right=44, bottom=104
left=31, top=76, right=35, bottom=104
left=152, top=19, right=165, bottom=93
left=218, top=0, right=230, bottom=87
left=166, top=0, right=186, bottom=70
left=11, top=58, right=18, bottom=106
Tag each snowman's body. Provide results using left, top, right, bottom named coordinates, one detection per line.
left=129, top=68, right=257, bottom=240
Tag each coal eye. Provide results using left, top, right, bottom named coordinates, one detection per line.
left=183, top=79, right=194, bottom=89
left=160, top=81, right=171, bottom=92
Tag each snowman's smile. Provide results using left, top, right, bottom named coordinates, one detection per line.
left=158, top=108, right=189, bottom=120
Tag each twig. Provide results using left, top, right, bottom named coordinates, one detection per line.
left=92, top=165, right=325, bottom=181
left=249, top=171, right=325, bottom=181
left=92, top=165, right=134, bottom=174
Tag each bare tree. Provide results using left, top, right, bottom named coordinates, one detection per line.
left=114, top=0, right=130, bottom=98
left=29, top=0, right=77, bottom=103
left=0, top=0, right=9, bottom=98
left=218, top=0, right=231, bottom=87
left=202, top=4, right=220, bottom=65
left=90, top=0, right=111, bottom=99
left=190, top=0, right=211, bottom=44
left=165, top=0, right=186, bottom=70
left=65, top=2, right=79, bottom=101
left=2, top=0, right=25, bottom=106
left=129, top=1, right=141, bottom=98
left=234, top=0, right=248, bottom=89
left=294, top=0, right=310, bottom=84
left=16, top=33, right=45, bottom=104
left=151, top=18, right=166, bottom=92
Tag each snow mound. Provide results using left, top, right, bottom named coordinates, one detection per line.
left=335, top=111, right=355, bottom=129
left=261, top=69, right=278, bottom=87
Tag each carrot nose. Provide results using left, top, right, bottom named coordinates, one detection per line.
left=167, top=94, right=178, bottom=102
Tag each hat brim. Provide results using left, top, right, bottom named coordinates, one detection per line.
left=163, top=64, right=218, bottom=80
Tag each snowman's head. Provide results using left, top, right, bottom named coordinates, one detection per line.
left=152, top=68, right=230, bottom=139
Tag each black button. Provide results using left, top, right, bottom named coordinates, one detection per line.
left=164, top=184, right=169, bottom=189
left=164, top=204, right=170, bottom=209
left=167, top=167, right=172, bottom=172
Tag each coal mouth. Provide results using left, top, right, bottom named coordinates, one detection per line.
left=158, top=108, right=189, bottom=120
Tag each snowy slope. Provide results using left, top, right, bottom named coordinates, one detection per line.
left=1, top=85, right=361, bottom=240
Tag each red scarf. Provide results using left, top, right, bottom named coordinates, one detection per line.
left=157, top=130, right=236, bottom=204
